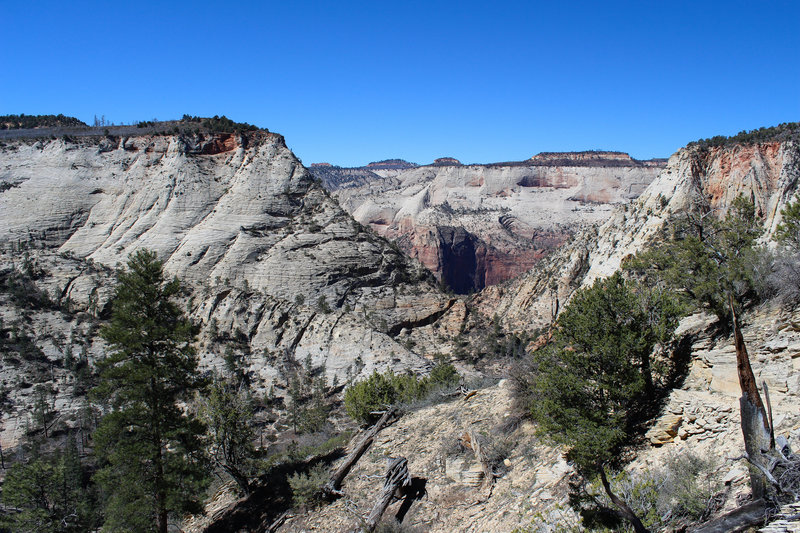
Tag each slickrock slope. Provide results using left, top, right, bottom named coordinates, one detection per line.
left=311, top=153, right=664, bottom=293
left=0, top=131, right=466, bottom=447
left=476, top=140, right=800, bottom=332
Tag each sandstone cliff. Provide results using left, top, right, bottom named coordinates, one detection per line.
left=268, top=139, right=800, bottom=532
left=0, top=131, right=468, bottom=448
left=311, top=153, right=664, bottom=293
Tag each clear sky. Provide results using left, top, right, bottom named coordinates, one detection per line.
left=2, top=1, right=798, bottom=166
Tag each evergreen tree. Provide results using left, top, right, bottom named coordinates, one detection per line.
left=200, top=377, right=260, bottom=495
left=626, top=196, right=762, bottom=327
left=527, top=274, right=683, bottom=472
left=92, top=250, right=208, bottom=533
left=0, top=437, right=99, bottom=532
left=523, top=274, right=683, bottom=532
left=776, top=194, right=800, bottom=251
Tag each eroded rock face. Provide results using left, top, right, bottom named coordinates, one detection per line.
left=311, top=153, right=664, bottom=293
left=0, top=131, right=466, bottom=446
left=476, top=140, right=800, bottom=332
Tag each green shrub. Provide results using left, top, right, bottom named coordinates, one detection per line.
left=428, top=361, right=459, bottom=387
left=344, top=363, right=461, bottom=424
left=344, top=371, right=399, bottom=423
left=288, top=464, right=328, bottom=507
left=316, top=295, right=331, bottom=313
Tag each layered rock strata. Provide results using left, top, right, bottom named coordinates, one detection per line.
left=475, top=140, right=800, bottom=331
left=311, top=153, right=664, bottom=293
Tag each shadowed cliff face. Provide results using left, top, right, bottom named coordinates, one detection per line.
left=312, top=154, right=663, bottom=293
left=437, top=226, right=480, bottom=294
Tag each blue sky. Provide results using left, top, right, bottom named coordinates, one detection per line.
left=2, top=1, right=798, bottom=166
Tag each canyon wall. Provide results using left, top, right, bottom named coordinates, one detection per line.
left=311, top=153, right=664, bottom=293
left=475, top=140, right=800, bottom=332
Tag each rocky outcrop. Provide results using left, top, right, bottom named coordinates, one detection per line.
left=311, top=154, right=664, bottom=293
left=251, top=303, right=800, bottom=532
left=476, top=140, right=800, bottom=332
left=0, top=131, right=465, bottom=447
left=265, top=379, right=577, bottom=533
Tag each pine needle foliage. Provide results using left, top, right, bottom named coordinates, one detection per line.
left=200, top=377, right=261, bottom=495
left=625, top=196, right=763, bottom=328
left=0, top=438, right=99, bottom=532
left=776, top=195, right=800, bottom=252
left=525, top=274, right=683, bottom=474
left=92, top=250, right=209, bottom=533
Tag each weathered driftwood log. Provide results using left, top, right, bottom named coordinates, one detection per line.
left=689, top=499, right=768, bottom=533
left=321, top=409, right=396, bottom=499
left=363, top=457, right=411, bottom=532
left=266, top=510, right=289, bottom=532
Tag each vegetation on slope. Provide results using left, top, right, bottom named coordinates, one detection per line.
left=0, top=114, right=87, bottom=130
left=690, top=121, right=800, bottom=148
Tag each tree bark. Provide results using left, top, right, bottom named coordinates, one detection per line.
left=731, top=299, right=769, bottom=429
left=740, top=397, right=771, bottom=499
left=222, top=464, right=251, bottom=496
left=468, top=430, right=496, bottom=502
left=322, top=409, right=396, bottom=499
left=363, top=457, right=411, bottom=532
left=731, top=300, right=771, bottom=499
left=599, top=468, right=651, bottom=533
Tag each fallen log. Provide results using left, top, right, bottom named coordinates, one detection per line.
left=363, top=457, right=411, bottom=532
left=689, top=499, right=768, bottom=533
left=321, top=409, right=396, bottom=499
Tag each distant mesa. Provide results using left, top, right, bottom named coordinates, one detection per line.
left=530, top=151, right=632, bottom=162
left=528, top=151, right=663, bottom=167
left=365, top=159, right=417, bottom=170
left=310, top=162, right=333, bottom=168
left=432, top=157, right=462, bottom=166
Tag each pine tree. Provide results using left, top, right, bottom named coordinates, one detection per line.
left=0, top=436, right=100, bottom=533
left=92, top=250, right=209, bottom=533
left=523, top=274, right=683, bottom=532
left=200, top=376, right=260, bottom=495
left=626, top=196, right=763, bottom=328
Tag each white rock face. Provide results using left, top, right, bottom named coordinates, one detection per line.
left=0, top=131, right=464, bottom=446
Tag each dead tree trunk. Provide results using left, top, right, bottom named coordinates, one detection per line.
left=363, top=457, right=411, bottom=532
left=322, top=409, right=396, bottom=499
left=731, top=300, right=772, bottom=499
left=599, top=468, right=651, bottom=533
left=469, top=430, right=496, bottom=502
